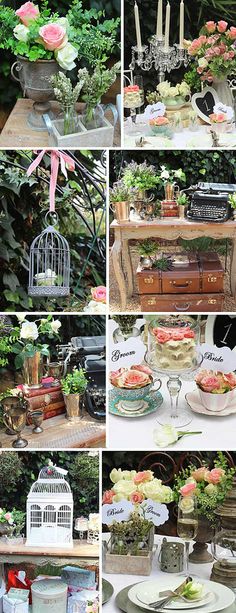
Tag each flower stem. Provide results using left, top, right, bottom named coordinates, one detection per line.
left=177, top=431, right=202, bottom=439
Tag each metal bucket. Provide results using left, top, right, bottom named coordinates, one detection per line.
left=11, top=56, right=61, bottom=130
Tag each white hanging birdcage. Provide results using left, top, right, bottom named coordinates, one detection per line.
left=28, top=212, right=70, bottom=298
left=26, top=465, right=73, bottom=548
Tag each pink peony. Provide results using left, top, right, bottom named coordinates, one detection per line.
left=217, top=20, right=228, bottom=33
left=198, top=374, right=221, bottom=392
left=102, top=489, right=115, bottom=504
left=39, top=23, right=67, bottom=51
left=91, top=286, right=106, bottom=304
left=206, top=468, right=225, bottom=485
left=192, top=467, right=209, bottom=482
left=206, top=21, right=216, bottom=33
left=130, top=491, right=145, bottom=504
left=133, top=470, right=153, bottom=484
left=16, top=1, right=39, bottom=26
left=227, top=26, right=236, bottom=40
left=180, top=483, right=197, bottom=497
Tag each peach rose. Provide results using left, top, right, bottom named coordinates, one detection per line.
left=133, top=470, right=153, bottom=484
left=149, top=116, right=169, bottom=126
left=227, top=27, right=236, bottom=40
left=16, top=1, right=39, bottom=26
left=153, top=329, right=171, bottom=343
left=91, top=286, right=106, bottom=304
left=217, top=20, right=228, bottom=33
left=199, top=374, right=221, bottom=392
left=102, top=489, right=115, bottom=504
left=109, top=368, right=126, bottom=386
left=39, top=23, right=67, bottom=51
left=206, top=468, right=225, bottom=484
left=131, top=364, right=153, bottom=375
left=180, top=483, right=197, bottom=497
left=224, top=372, right=236, bottom=388
left=192, top=467, right=209, bottom=482
left=130, top=491, right=144, bottom=504
left=122, top=370, right=150, bottom=388
left=206, top=21, right=216, bottom=33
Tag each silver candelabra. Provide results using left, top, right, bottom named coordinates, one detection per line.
left=130, top=36, right=189, bottom=82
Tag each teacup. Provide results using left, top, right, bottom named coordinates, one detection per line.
left=198, top=388, right=236, bottom=412
left=111, top=377, right=161, bottom=412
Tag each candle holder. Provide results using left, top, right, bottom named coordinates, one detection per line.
left=130, top=38, right=189, bottom=83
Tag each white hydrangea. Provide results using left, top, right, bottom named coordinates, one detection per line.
left=83, top=300, right=106, bottom=314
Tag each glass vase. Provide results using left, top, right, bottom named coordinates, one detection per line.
left=61, top=104, right=78, bottom=135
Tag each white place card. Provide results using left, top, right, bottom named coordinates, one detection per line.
left=198, top=343, right=236, bottom=373
left=141, top=499, right=169, bottom=526
left=102, top=500, right=134, bottom=524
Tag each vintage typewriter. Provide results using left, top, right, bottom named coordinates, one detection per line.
left=57, top=335, right=106, bottom=421
left=184, top=182, right=236, bottom=222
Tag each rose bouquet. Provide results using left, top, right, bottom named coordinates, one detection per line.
left=147, top=80, right=191, bottom=105
left=186, top=21, right=236, bottom=82
left=195, top=369, right=236, bottom=411
left=11, top=314, right=61, bottom=369
left=174, top=452, right=235, bottom=523
left=0, top=1, right=78, bottom=70
left=110, top=365, right=153, bottom=390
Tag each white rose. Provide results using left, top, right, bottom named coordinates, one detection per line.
left=182, top=581, right=204, bottom=601
left=83, top=300, right=106, bottom=314
left=157, top=81, right=171, bottom=98
left=198, top=57, right=208, bottom=69
left=13, top=24, right=29, bottom=42
left=178, top=81, right=191, bottom=96
left=139, top=478, right=173, bottom=503
left=160, top=170, right=170, bottom=180
left=112, top=480, right=136, bottom=498
left=50, top=320, right=61, bottom=333
left=17, top=313, right=27, bottom=323
left=55, top=43, right=78, bottom=71
left=110, top=468, right=136, bottom=483
left=153, top=424, right=179, bottom=448
left=20, top=321, right=38, bottom=341
left=169, top=86, right=178, bottom=97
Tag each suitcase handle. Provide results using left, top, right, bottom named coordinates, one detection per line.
left=170, top=281, right=192, bottom=287
left=174, top=302, right=190, bottom=311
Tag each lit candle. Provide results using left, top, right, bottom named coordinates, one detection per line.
left=134, top=1, right=142, bottom=51
left=156, top=0, right=163, bottom=39
left=179, top=0, right=184, bottom=48
left=164, top=2, right=170, bottom=51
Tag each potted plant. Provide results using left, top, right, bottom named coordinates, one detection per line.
left=122, top=162, right=159, bottom=202
left=177, top=193, right=189, bottom=218
left=152, top=255, right=174, bottom=271
left=103, top=467, right=173, bottom=575
left=159, top=165, right=186, bottom=201
left=138, top=239, right=158, bottom=269
left=112, top=315, right=139, bottom=342
left=61, top=367, right=88, bottom=421
left=229, top=193, right=236, bottom=219
left=0, top=508, right=25, bottom=543
left=187, top=20, right=236, bottom=106
left=147, top=80, right=191, bottom=109
left=174, top=452, right=235, bottom=563
left=110, top=182, right=131, bottom=222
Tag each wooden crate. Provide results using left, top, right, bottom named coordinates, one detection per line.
left=104, top=551, right=153, bottom=575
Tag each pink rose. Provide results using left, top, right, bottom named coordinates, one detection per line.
left=39, top=23, right=67, bottom=51
left=217, top=20, right=228, bottom=33
left=133, top=470, right=153, bottom=484
left=131, top=364, right=153, bottom=375
left=206, top=21, right=216, bottom=33
left=224, top=372, right=236, bottom=388
left=153, top=328, right=171, bottom=343
left=102, top=489, right=115, bottom=504
left=130, top=491, right=144, bottom=504
left=16, top=1, right=39, bottom=26
left=227, top=27, right=236, bottom=40
left=4, top=512, right=12, bottom=521
left=122, top=370, right=151, bottom=388
left=229, top=50, right=235, bottom=58
left=206, top=468, right=225, bottom=485
left=91, top=286, right=106, bottom=303
left=192, top=467, right=209, bottom=482
left=208, top=34, right=220, bottom=44
left=180, top=483, right=197, bottom=497
left=199, top=374, right=221, bottom=392
left=109, top=368, right=126, bottom=386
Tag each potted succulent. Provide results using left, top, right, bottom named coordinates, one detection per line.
left=177, top=193, right=189, bottom=218
left=229, top=193, right=236, bottom=220
left=110, top=182, right=131, bottom=222
left=138, top=239, right=158, bottom=269
left=152, top=255, right=174, bottom=271
left=61, top=367, right=88, bottom=421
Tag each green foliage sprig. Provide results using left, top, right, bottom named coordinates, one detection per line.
left=122, top=161, right=159, bottom=191
left=78, top=62, right=121, bottom=122
left=61, top=367, right=88, bottom=395
left=138, top=239, right=158, bottom=257
left=50, top=71, right=85, bottom=107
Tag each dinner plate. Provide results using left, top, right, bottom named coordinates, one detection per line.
left=128, top=578, right=235, bottom=613
left=134, top=582, right=214, bottom=610
left=102, top=578, right=114, bottom=604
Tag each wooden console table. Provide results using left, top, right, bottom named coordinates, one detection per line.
left=0, top=539, right=98, bottom=568
left=110, top=217, right=236, bottom=310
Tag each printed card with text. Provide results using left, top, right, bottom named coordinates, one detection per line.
left=198, top=343, right=236, bottom=373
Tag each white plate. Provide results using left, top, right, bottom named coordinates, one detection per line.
left=134, top=583, right=213, bottom=610
left=185, top=391, right=236, bottom=417
left=128, top=578, right=235, bottom=613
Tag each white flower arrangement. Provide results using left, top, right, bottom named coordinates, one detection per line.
left=157, top=80, right=190, bottom=98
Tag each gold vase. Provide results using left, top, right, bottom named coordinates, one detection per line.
left=63, top=393, right=81, bottom=421
left=23, top=351, right=42, bottom=389
left=164, top=182, right=175, bottom=201
left=112, top=201, right=130, bottom=222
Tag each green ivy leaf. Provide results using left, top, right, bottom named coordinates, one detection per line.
left=3, top=272, right=20, bottom=292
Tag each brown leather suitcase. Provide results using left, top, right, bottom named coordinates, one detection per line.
left=140, top=293, right=224, bottom=312
left=137, top=252, right=224, bottom=295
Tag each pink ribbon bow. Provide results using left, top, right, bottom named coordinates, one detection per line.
left=27, top=149, right=75, bottom=212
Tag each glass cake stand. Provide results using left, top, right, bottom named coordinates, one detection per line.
left=145, top=350, right=203, bottom=428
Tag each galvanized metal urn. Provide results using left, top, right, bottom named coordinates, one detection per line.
left=11, top=56, right=62, bottom=130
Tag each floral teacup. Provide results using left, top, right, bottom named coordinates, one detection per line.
left=198, top=388, right=236, bottom=412
left=111, top=377, right=161, bottom=412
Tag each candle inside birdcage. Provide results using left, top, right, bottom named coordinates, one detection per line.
left=28, top=213, right=70, bottom=298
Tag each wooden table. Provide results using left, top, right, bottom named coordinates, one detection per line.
left=0, top=413, right=106, bottom=449
left=0, top=98, right=121, bottom=147
left=0, top=539, right=99, bottom=568
left=111, top=217, right=236, bottom=310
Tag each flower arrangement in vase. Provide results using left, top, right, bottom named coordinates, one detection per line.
left=110, top=182, right=131, bottom=222
left=50, top=72, right=85, bottom=135
left=149, top=116, right=173, bottom=138
left=195, top=369, right=236, bottom=412
left=0, top=508, right=25, bottom=543
left=186, top=20, right=236, bottom=106
left=78, top=62, right=121, bottom=128
left=147, top=80, right=191, bottom=109
left=158, top=165, right=186, bottom=201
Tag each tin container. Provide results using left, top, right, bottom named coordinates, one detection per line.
left=31, top=580, right=67, bottom=613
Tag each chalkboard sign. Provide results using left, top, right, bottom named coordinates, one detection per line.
left=191, top=87, right=219, bottom=124
left=205, top=315, right=236, bottom=352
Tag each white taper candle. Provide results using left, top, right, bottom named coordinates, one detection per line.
left=179, top=0, right=184, bottom=48
left=156, top=0, right=163, bottom=39
left=164, top=1, right=170, bottom=51
left=134, top=1, right=142, bottom=51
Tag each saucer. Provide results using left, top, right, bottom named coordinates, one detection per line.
left=185, top=390, right=236, bottom=416
left=109, top=389, right=163, bottom=417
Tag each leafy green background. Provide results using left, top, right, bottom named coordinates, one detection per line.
left=124, top=0, right=236, bottom=90
left=0, top=450, right=99, bottom=530
left=0, top=149, right=106, bottom=311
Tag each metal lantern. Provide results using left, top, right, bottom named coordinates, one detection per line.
left=28, top=213, right=70, bottom=297
left=26, top=465, right=73, bottom=548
